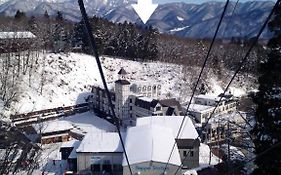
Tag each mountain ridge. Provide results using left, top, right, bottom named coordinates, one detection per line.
left=0, top=0, right=275, bottom=38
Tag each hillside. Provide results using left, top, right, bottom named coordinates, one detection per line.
left=1, top=52, right=255, bottom=118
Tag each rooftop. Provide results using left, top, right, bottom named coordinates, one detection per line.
left=115, top=79, right=130, bottom=85
left=117, top=68, right=127, bottom=75
left=0, top=31, right=36, bottom=39
left=188, top=104, right=214, bottom=113
left=33, top=120, right=73, bottom=134
left=123, top=125, right=181, bottom=166
left=60, top=139, right=81, bottom=148
left=195, top=94, right=219, bottom=101
left=76, top=132, right=124, bottom=153
left=136, top=116, right=199, bottom=139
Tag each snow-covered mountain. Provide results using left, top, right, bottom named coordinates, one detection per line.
left=0, top=0, right=274, bottom=38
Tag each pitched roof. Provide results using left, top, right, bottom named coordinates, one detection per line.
left=76, top=132, right=124, bottom=153
left=0, top=31, right=36, bottom=39
left=135, top=97, right=159, bottom=110
left=159, top=98, right=181, bottom=110
left=33, top=120, right=73, bottom=134
left=117, top=68, right=127, bottom=75
left=115, top=79, right=130, bottom=85
left=136, top=116, right=199, bottom=140
left=122, top=125, right=181, bottom=166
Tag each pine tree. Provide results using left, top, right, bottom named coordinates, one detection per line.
left=44, top=10, right=49, bottom=19
left=14, top=10, right=26, bottom=20
left=56, top=11, right=63, bottom=21
left=251, top=2, right=281, bottom=174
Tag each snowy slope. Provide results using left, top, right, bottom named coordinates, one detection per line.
left=4, top=52, right=252, bottom=116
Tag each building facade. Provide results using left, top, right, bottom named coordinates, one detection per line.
left=88, top=68, right=182, bottom=127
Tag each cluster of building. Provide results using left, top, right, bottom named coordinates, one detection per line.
left=31, top=68, right=241, bottom=174
left=184, top=92, right=239, bottom=143
left=60, top=116, right=200, bottom=175
left=88, top=68, right=183, bottom=127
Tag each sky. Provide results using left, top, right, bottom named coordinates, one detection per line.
left=154, top=0, right=275, bottom=4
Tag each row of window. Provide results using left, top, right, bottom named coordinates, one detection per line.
left=137, top=85, right=161, bottom=92
left=183, top=150, right=194, bottom=157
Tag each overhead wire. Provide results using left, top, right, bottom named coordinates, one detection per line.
left=174, top=0, right=280, bottom=173
left=201, top=0, right=280, bottom=135
left=77, top=0, right=133, bottom=174
left=162, top=0, right=231, bottom=174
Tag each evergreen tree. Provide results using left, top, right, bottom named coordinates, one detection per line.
left=44, top=10, right=49, bottom=19
left=56, top=11, right=63, bottom=21
left=251, top=2, right=281, bottom=174
left=14, top=10, right=26, bottom=20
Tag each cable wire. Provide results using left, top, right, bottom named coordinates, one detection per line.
left=77, top=0, right=133, bottom=174
left=201, top=0, right=280, bottom=134
left=162, top=0, right=230, bottom=174
left=176, top=1, right=280, bottom=173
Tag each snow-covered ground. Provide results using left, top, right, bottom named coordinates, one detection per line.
left=220, top=144, right=246, bottom=161
left=3, top=52, right=252, bottom=117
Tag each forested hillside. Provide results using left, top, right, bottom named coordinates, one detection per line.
left=0, top=13, right=264, bottom=109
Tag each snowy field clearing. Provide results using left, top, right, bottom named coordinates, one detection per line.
left=2, top=52, right=253, bottom=117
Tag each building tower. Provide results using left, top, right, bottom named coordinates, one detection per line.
left=115, top=68, right=130, bottom=125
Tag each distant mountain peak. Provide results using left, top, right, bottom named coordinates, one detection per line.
left=0, top=0, right=274, bottom=39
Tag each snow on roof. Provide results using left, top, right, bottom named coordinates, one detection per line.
left=136, top=116, right=199, bottom=139
left=33, top=120, right=73, bottom=134
left=61, top=139, right=80, bottom=148
left=189, top=104, right=214, bottom=113
left=69, top=148, right=78, bottom=159
left=59, top=112, right=116, bottom=135
left=195, top=94, right=219, bottom=101
left=76, top=132, right=124, bottom=153
left=0, top=32, right=36, bottom=39
left=138, top=96, right=154, bottom=102
left=123, top=125, right=181, bottom=166
left=68, top=140, right=81, bottom=159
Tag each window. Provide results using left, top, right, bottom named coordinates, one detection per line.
left=129, top=98, right=132, bottom=103
left=91, top=164, right=100, bottom=172
left=190, top=151, right=194, bottom=157
left=183, top=151, right=187, bottom=157
left=156, top=106, right=161, bottom=111
left=102, top=164, right=112, bottom=172
left=130, top=106, right=133, bottom=110
left=143, top=86, right=146, bottom=91
left=148, top=86, right=151, bottom=90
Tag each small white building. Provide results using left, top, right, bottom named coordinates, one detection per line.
left=185, top=94, right=237, bottom=124
left=76, top=132, right=124, bottom=174
left=136, top=116, right=200, bottom=169
left=123, top=125, right=182, bottom=175
left=183, top=94, right=238, bottom=143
